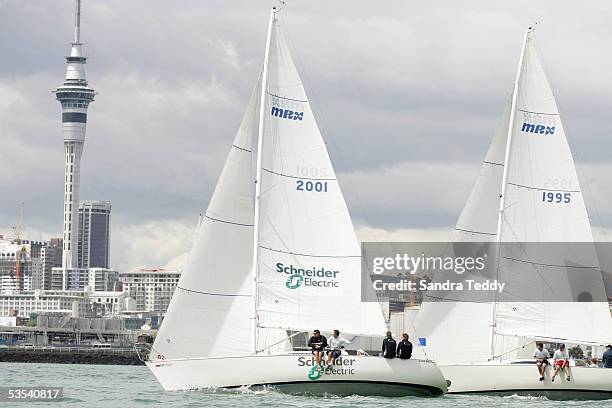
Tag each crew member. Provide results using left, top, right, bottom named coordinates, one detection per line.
left=326, top=329, right=350, bottom=369
left=382, top=331, right=397, bottom=359
left=308, top=329, right=327, bottom=370
left=551, top=344, right=571, bottom=382
left=603, top=345, right=612, bottom=368
left=533, top=342, right=549, bottom=381
left=396, top=333, right=412, bottom=359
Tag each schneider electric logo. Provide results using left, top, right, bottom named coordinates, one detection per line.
left=521, top=122, right=555, bottom=135
left=286, top=274, right=304, bottom=289
left=277, top=262, right=340, bottom=289
left=298, top=356, right=356, bottom=381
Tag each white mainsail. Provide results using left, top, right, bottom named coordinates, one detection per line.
left=254, top=15, right=387, bottom=345
left=412, top=28, right=612, bottom=364
left=152, top=80, right=259, bottom=359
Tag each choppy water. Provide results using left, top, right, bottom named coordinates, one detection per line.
left=1, top=362, right=611, bottom=408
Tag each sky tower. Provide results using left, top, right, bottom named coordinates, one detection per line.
left=54, top=0, right=95, bottom=269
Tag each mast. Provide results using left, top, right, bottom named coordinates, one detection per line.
left=489, top=27, right=531, bottom=360
left=251, top=7, right=277, bottom=354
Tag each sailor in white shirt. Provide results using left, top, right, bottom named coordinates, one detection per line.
left=551, top=343, right=571, bottom=382
left=533, top=342, right=549, bottom=381
left=326, top=329, right=351, bottom=369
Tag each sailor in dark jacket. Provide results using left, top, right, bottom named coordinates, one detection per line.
left=396, top=333, right=413, bottom=359
left=308, top=329, right=328, bottom=369
left=382, top=331, right=397, bottom=358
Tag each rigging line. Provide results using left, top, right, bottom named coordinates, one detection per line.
left=259, top=244, right=360, bottom=258
left=454, top=227, right=497, bottom=236
left=500, top=255, right=600, bottom=269
left=232, top=144, right=252, bottom=153
left=262, top=167, right=336, bottom=181
left=490, top=339, right=535, bottom=361
left=266, top=92, right=307, bottom=103
left=176, top=285, right=251, bottom=297
left=256, top=330, right=303, bottom=354
left=483, top=160, right=504, bottom=167
left=517, top=109, right=558, bottom=116
left=203, top=214, right=254, bottom=227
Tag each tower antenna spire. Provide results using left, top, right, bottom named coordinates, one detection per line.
left=74, top=0, right=81, bottom=44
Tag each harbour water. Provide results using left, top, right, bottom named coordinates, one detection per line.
left=1, top=362, right=611, bottom=407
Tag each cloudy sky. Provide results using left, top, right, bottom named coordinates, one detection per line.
left=1, top=0, right=611, bottom=271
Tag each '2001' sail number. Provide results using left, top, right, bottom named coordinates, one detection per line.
left=542, top=191, right=571, bottom=204
left=296, top=180, right=328, bottom=192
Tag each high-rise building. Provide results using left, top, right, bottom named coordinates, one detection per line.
left=54, top=0, right=95, bottom=270
left=40, top=239, right=63, bottom=290
left=77, top=201, right=111, bottom=269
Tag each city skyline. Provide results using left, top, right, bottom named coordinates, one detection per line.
left=1, top=1, right=612, bottom=272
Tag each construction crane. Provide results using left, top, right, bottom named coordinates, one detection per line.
left=11, top=202, right=26, bottom=291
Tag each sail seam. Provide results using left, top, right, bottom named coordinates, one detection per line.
left=204, top=214, right=254, bottom=227
left=500, top=255, right=600, bottom=269
left=266, top=92, right=308, bottom=103
left=232, top=144, right=252, bottom=153
left=455, top=228, right=497, bottom=236
left=506, top=182, right=580, bottom=192
left=176, top=286, right=251, bottom=297
left=262, top=167, right=336, bottom=181
left=517, top=109, right=558, bottom=116
left=259, top=245, right=360, bottom=258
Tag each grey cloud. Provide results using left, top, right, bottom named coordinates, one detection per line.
left=1, top=0, right=612, bottom=269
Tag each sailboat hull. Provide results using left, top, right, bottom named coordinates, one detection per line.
left=146, top=353, right=447, bottom=397
left=441, top=363, right=612, bottom=400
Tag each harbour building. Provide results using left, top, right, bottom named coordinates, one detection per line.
left=119, top=268, right=181, bottom=314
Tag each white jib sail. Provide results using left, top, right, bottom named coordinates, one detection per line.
left=412, top=29, right=612, bottom=364
left=254, top=15, right=388, bottom=346
left=152, top=79, right=260, bottom=359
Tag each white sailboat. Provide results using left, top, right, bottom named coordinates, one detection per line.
left=146, top=7, right=447, bottom=397
left=411, top=27, right=612, bottom=399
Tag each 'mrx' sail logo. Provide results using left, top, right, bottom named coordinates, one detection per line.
left=521, top=122, right=555, bottom=135
left=271, top=106, right=304, bottom=121
left=286, top=274, right=304, bottom=289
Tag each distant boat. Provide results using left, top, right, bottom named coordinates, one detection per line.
left=146, top=7, right=447, bottom=397
left=411, top=27, right=612, bottom=399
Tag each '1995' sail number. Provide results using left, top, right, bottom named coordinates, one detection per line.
left=296, top=180, right=328, bottom=192
left=542, top=191, right=571, bottom=203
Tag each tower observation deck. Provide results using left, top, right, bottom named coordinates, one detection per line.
left=53, top=0, right=95, bottom=269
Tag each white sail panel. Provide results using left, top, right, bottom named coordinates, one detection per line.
left=255, top=18, right=387, bottom=339
left=153, top=81, right=259, bottom=359
left=494, top=31, right=612, bottom=346
left=453, top=98, right=511, bottom=241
